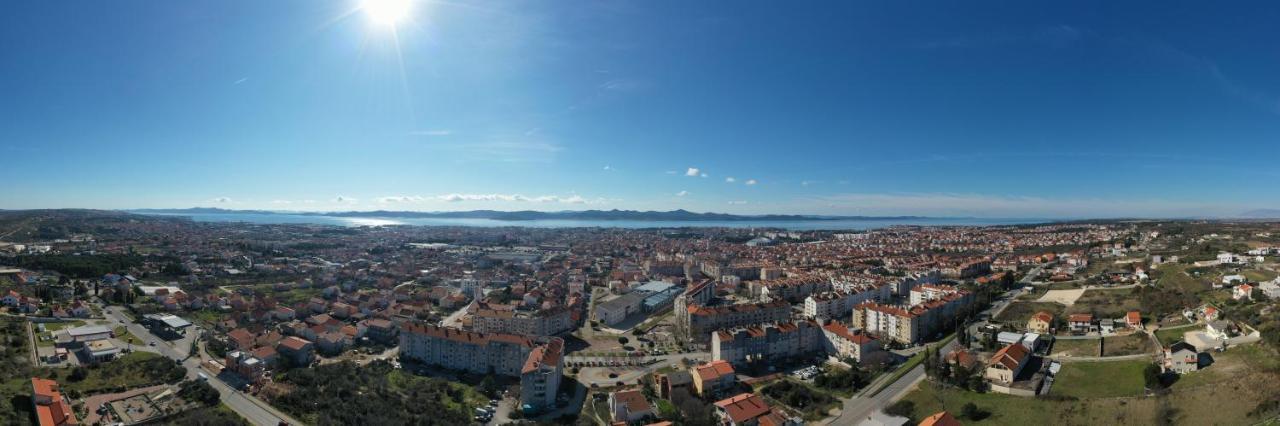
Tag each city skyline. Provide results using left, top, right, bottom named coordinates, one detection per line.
left=3, top=1, right=1280, bottom=218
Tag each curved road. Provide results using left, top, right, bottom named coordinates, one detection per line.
left=101, top=304, right=301, bottom=426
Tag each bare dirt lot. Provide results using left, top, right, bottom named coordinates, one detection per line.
left=1037, top=289, right=1086, bottom=305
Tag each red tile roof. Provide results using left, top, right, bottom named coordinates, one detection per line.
left=694, top=360, right=736, bottom=382
left=713, top=393, right=772, bottom=424
left=919, top=411, right=961, bottom=426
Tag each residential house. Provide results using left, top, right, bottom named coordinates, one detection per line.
left=984, top=343, right=1030, bottom=384
left=1068, top=314, right=1094, bottom=333
left=31, top=377, right=77, bottom=426
left=1027, top=311, right=1053, bottom=334
left=1164, top=341, right=1200, bottom=374
left=692, top=360, right=737, bottom=398
left=609, top=389, right=654, bottom=424
left=713, top=393, right=778, bottom=426
left=1234, top=284, right=1254, bottom=301
left=1125, top=311, right=1142, bottom=329
left=656, top=371, right=693, bottom=399
left=277, top=336, right=315, bottom=366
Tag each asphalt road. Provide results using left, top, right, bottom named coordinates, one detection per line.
left=101, top=303, right=301, bottom=426
left=823, top=337, right=961, bottom=426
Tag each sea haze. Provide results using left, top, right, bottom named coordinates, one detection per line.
left=129, top=209, right=1051, bottom=230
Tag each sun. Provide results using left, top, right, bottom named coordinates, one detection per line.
left=363, top=0, right=411, bottom=26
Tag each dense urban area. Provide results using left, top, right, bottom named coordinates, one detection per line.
left=3, top=209, right=1280, bottom=426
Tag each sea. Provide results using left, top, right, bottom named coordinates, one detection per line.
left=136, top=212, right=1051, bottom=231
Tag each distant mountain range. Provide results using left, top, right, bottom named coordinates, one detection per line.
left=128, top=207, right=934, bottom=222
left=1240, top=209, right=1280, bottom=219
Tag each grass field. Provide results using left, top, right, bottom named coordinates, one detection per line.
left=1163, top=345, right=1280, bottom=424
left=1154, top=325, right=1204, bottom=346
left=1101, top=333, right=1154, bottom=356
left=41, top=320, right=86, bottom=332
left=1243, top=269, right=1278, bottom=282
left=1154, top=264, right=1211, bottom=294
left=900, top=382, right=1158, bottom=425
left=1066, top=289, right=1143, bottom=318
left=994, top=301, right=1065, bottom=324
left=1049, top=360, right=1148, bottom=398
left=54, top=351, right=186, bottom=395
left=112, top=325, right=139, bottom=344
left=1050, top=338, right=1100, bottom=357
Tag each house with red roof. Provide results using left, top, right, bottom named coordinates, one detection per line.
left=31, top=377, right=77, bottom=426
left=985, top=343, right=1031, bottom=384
left=713, top=393, right=783, bottom=426
left=692, top=360, right=737, bottom=398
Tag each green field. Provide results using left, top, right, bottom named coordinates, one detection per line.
left=112, top=325, right=139, bottom=345
left=40, top=320, right=86, bottom=332
left=899, top=382, right=1158, bottom=425
left=1243, top=269, right=1278, bottom=282
left=1154, top=264, right=1211, bottom=294
left=1154, top=325, right=1203, bottom=346
left=1049, top=360, right=1148, bottom=398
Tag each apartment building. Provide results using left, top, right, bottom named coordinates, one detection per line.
left=681, top=300, right=792, bottom=343
left=711, top=320, right=883, bottom=366
left=519, top=337, right=564, bottom=412
left=803, top=286, right=889, bottom=320
left=820, top=321, right=881, bottom=363
left=471, top=305, right=573, bottom=337
left=400, top=324, right=564, bottom=413
left=909, top=284, right=963, bottom=307
left=851, top=289, right=973, bottom=344
left=750, top=276, right=832, bottom=303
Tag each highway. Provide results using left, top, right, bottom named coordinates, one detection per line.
left=100, top=303, right=302, bottom=426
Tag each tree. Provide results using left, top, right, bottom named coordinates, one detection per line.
left=1144, top=363, right=1164, bottom=390
left=68, top=367, right=88, bottom=382
left=884, top=400, right=915, bottom=419
left=618, top=337, right=629, bottom=345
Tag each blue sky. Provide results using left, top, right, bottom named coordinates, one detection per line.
left=2, top=1, right=1279, bottom=218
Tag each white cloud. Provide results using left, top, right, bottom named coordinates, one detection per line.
left=685, top=168, right=700, bottom=177
left=377, top=196, right=426, bottom=204
left=603, top=165, right=612, bottom=171
left=410, top=130, right=452, bottom=136
left=211, top=197, right=232, bottom=203
left=333, top=196, right=357, bottom=204
left=436, top=193, right=604, bottom=204
left=232, top=78, right=247, bottom=85
left=727, top=200, right=748, bottom=205
left=745, top=179, right=758, bottom=185
left=676, top=190, right=689, bottom=197
left=665, top=170, right=677, bottom=175
left=700, top=173, right=708, bottom=178
left=270, top=200, right=292, bottom=205
left=725, top=177, right=736, bottom=183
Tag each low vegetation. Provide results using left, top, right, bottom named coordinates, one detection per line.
left=268, top=360, right=485, bottom=426
left=760, top=380, right=838, bottom=421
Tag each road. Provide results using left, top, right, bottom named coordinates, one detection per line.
left=101, top=304, right=301, bottom=426
left=823, top=337, right=961, bottom=426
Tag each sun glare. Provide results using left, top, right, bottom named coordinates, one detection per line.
left=363, top=0, right=411, bottom=26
